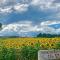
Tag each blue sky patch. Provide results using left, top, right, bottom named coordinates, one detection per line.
left=0, top=0, right=60, bottom=36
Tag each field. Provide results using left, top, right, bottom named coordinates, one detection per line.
left=0, top=37, right=60, bottom=60
left=0, top=37, right=60, bottom=49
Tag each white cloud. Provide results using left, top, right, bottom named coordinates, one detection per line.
left=0, top=21, right=33, bottom=33
left=0, top=0, right=60, bottom=13
left=0, top=20, right=60, bottom=36
left=0, top=21, right=41, bottom=36
left=0, top=3, right=29, bottom=13
left=14, top=3, right=29, bottom=13
left=0, top=6, right=12, bottom=13
left=31, top=0, right=60, bottom=11
left=0, top=0, right=29, bottom=14
left=40, top=20, right=60, bottom=34
left=40, top=20, right=60, bottom=26
left=0, top=0, right=6, bottom=4
left=0, top=21, right=40, bottom=36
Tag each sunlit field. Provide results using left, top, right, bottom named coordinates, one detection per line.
left=0, top=37, right=60, bottom=49
left=0, top=37, right=60, bottom=60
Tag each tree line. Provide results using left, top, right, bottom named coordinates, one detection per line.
left=37, top=33, right=60, bottom=38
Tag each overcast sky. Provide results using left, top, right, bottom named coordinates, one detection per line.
left=0, top=0, right=60, bottom=37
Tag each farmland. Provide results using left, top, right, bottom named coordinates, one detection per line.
left=0, top=37, right=60, bottom=60
left=0, top=37, right=60, bottom=49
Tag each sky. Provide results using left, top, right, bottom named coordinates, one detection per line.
left=0, top=0, right=60, bottom=37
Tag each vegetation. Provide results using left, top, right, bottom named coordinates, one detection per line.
left=55, top=42, right=60, bottom=49
left=0, top=23, right=2, bottom=30
left=19, top=43, right=40, bottom=60
left=0, top=37, right=59, bottom=49
left=0, top=37, right=60, bottom=60
left=37, top=33, right=60, bottom=38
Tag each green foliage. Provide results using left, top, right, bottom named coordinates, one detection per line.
left=19, top=43, right=40, bottom=60
left=37, top=33, right=60, bottom=38
left=0, top=23, right=2, bottom=30
left=55, top=42, right=60, bottom=49
left=0, top=41, right=60, bottom=60
left=0, top=47, right=17, bottom=60
left=0, top=42, right=41, bottom=60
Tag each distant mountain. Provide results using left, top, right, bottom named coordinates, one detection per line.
left=37, top=33, right=60, bottom=38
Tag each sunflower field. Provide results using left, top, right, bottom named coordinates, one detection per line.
left=0, top=37, right=60, bottom=60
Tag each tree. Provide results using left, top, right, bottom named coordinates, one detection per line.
left=0, top=23, right=2, bottom=30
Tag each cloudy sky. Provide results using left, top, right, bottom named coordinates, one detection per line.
left=0, top=0, right=60, bottom=37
